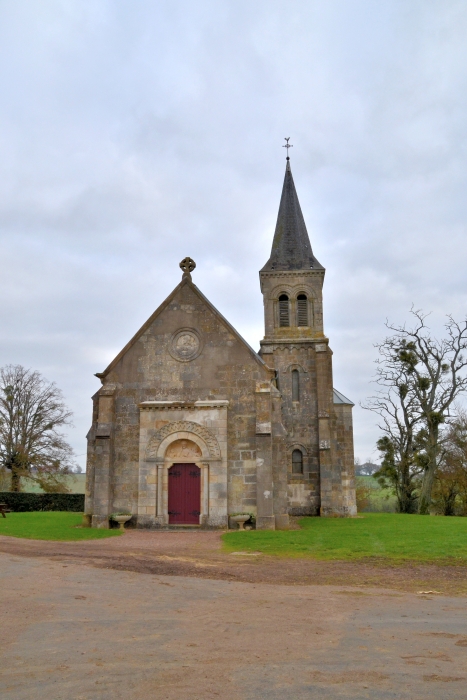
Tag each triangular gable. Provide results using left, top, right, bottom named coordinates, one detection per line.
left=97, top=277, right=270, bottom=378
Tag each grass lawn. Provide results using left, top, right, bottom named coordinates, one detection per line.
left=0, top=512, right=122, bottom=541
left=222, top=513, right=467, bottom=563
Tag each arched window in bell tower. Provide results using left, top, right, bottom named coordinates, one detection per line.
left=292, top=449, right=303, bottom=474
left=297, top=294, right=308, bottom=326
left=292, top=369, right=300, bottom=401
left=278, top=294, right=290, bottom=327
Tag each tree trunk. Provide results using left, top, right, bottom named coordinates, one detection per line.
left=418, top=467, right=435, bottom=514
left=397, top=459, right=417, bottom=514
left=418, top=428, right=439, bottom=514
left=444, top=489, right=457, bottom=516
left=398, top=483, right=412, bottom=513
left=10, top=467, right=21, bottom=492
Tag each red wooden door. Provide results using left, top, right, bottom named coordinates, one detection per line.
left=168, top=464, right=201, bottom=524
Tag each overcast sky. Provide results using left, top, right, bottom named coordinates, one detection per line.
left=1, top=1, right=466, bottom=469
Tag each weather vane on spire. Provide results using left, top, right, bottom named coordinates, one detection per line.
left=283, top=137, right=293, bottom=159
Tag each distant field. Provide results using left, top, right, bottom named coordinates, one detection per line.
left=223, top=513, right=467, bottom=562
left=18, top=474, right=86, bottom=494
left=356, top=475, right=397, bottom=512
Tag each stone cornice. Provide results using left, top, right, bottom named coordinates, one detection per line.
left=260, top=338, right=329, bottom=347
left=139, top=400, right=229, bottom=411
left=260, top=269, right=325, bottom=279
left=98, top=384, right=116, bottom=396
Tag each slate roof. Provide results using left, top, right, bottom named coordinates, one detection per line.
left=261, top=160, right=323, bottom=272
left=333, top=388, right=354, bottom=406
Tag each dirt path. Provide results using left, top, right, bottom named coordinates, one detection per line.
left=2, top=552, right=467, bottom=699
left=0, top=529, right=467, bottom=595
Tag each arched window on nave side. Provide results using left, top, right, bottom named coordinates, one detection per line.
left=292, top=449, right=303, bottom=474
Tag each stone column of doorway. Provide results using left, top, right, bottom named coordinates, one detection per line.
left=198, top=462, right=209, bottom=525
left=156, top=463, right=164, bottom=518
left=160, top=464, right=169, bottom=525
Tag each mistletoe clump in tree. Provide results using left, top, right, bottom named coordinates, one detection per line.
left=364, top=309, right=467, bottom=514
left=0, top=364, right=76, bottom=492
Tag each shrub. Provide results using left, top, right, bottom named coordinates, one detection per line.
left=0, top=468, right=10, bottom=491
left=0, top=492, right=84, bottom=512
left=355, top=480, right=371, bottom=512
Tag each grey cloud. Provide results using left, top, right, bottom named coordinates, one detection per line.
left=1, top=0, right=467, bottom=467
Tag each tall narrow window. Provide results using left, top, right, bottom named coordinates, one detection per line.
left=297, top=294, right=308, bottom=326
left=278, top=294, right=290, bottom=327
left=292, top=369, right=300, bottom=401
left=292, top=449, right=303, bottom=474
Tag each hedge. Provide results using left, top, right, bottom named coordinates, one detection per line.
left=0, top=492, right=85, bottom=512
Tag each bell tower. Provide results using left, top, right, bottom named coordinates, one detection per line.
left=259, top=157, right=326, bottom=343
left=259, top=151, right=356, bottom=517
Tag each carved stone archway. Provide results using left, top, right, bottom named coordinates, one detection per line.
left=146, top=420, right=221, bottom=461
left=137, top=402, right=228, bottom=529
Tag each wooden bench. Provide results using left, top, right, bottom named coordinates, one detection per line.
left=0, top=503, right=12, bottom=518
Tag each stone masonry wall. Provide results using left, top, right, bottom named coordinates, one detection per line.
left=334, top=403, right=357, bottom=515
left=86, top=280, right=274, bottom=525
left=270, top=344, right=320, bottom=516
left=259, top=269, right=327, bottom=516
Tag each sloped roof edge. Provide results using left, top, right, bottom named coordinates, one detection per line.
left=333, top=388, right=354, bottom=406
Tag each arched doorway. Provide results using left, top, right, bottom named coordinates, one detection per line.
left=167, top=440, right=202, bottom=525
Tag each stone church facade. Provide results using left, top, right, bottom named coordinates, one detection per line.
left=85, top=159, right=356, bottom=529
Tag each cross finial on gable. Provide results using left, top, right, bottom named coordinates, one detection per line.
left=179, top=257, right=196, bottom=280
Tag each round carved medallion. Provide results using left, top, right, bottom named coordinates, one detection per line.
left=169, top=329, right=202, bottom=362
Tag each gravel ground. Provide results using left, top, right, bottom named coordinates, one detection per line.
left=0, top=529, right=466, bottom=595
left=1, top=551, right=467, bottom=700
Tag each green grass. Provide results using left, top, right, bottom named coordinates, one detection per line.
left=222, top=513, right=467, bottom=563
left=0, top=512, right=122, bottom=541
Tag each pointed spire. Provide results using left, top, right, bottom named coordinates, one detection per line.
left=261, top=159, right=323, bottom=272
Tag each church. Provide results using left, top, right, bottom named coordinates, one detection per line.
left=85, top=156, right=357, bottom=529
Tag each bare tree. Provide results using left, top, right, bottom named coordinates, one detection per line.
left=366, top=309, right=467, bottom=514
left=433, top=411, right=467, bottom=516
left=0, top=365, right=76, bottom=492
left=363, top=356, right=423, bottom=513
left=387, top=310, right=467, bottom=513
